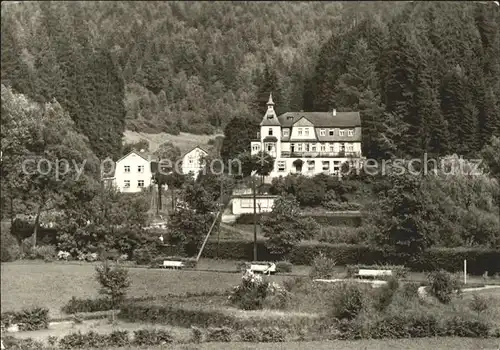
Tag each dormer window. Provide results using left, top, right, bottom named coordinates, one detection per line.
left=298, top=128, right=303, bottom=136
left=268, top=128, right=273, bottom=136
left=339, top=129, right=345, bottom=136
left=283, top=129, right=289, bottom=137
left=320, top=129, right=326, bottom=136
left=305, top=128, right=309, bottom=136
left=329, top=129, right=335, bottom=136
left=348, top=129, right=354, bottom=136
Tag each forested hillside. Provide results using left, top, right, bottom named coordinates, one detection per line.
left=1, top=1, right=499, bottom=160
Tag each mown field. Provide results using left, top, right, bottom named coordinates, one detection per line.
left=94, top=337, right=500, bottom=350
left=123, top=130, right=222, bottom=154
left=0, top=260, right=296, bottom=318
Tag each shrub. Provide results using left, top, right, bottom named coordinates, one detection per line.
left=469, top=294, right=489, bottom=316
left=206, top=327, right=233, bottom=342
left=443, top=317, right=490, bottom=337
left=309, top=252, right=336, bottom=279
left=330, top=283, right=366, bottom=320
left=1, top=232, right=20, bottom=262
left=58, top=331, right=108, bottom=348
left=260, top=327, right=286, bottom=342
left=107, top=330, right=130, bottom=347
left=132, top=246, right=158, bottom=265
left=31, top=244, right=56, bottom=261
left=276, top=260, right=293, bottom=273
left=95, top=261, right=131, bottom=309
left=400, top=282, right=420, bottom=300
left=133, top=329, right=174, bottom=345
left=373, top=277, right=399, bottom=312
left=427, top=270, right=461, bottom=304
left=191, top=326, right=203, bottom=343
left=1, top=336, right=44, bottom=350
left=1, top=307, right=49, bottom=331
left=318, top=226, right=363, bottom=245
left=239, top=327, right=261, bottom=342
left=228, top=270, right=270, bottom=310
left=62, top=297, right=115, bottom=314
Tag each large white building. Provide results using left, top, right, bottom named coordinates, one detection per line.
left=104, top=150, right=154, bottom=193
left=250, top=94, right=363, bottom=178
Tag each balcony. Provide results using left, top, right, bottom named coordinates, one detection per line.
left=280, top=151, right=361, bottom=158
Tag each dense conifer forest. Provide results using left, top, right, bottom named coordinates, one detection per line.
left=1, top=1, right=499, bottom=159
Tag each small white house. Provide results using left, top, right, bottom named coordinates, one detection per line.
left=104, top=150, right=153, bottom=193
left=181, top=146, right=208, bottom=180
left=232, top=193, right=278, bottom=215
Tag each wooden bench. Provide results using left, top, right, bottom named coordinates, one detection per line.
left=356, top=269, right=392, bottom=279
left=162, top=260, right=185, bottom=269
left=249, top=263, right=276, bottom=275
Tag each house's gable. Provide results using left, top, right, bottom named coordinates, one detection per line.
left=292, top=117, right=314, bottom=127
left=182, top=146, right=209, bottom=160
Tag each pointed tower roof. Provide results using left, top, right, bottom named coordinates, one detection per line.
left=267, top=92, right=274, bottom=105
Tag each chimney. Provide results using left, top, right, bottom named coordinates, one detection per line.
left=333, top=109, right=337, bottom=117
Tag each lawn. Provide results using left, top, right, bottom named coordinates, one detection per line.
left=123, top=130, right=222, bottom=154
left=0, top=260, right=296, bottom=318
left=96, top=337, right=500, bottom=350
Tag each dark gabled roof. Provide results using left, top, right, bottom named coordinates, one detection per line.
left=181, top=145, right=209, bottom=158
left=263, top=136, right=278, bottom=142
left=260, top=113, right=281, bottom=126
left=277, top=111, right=361, bottom=127
left=116, top=150, right=153, bottom=163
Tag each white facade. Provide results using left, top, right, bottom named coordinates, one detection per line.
left=251, top=94, right=363, bottom=179
left=182, top=146, right=208, bottom=179
left=232, top=194, right=277, bottom=215
left=110, top=151, right=153, bottom=193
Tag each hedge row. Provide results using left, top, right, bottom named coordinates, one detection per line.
left=119, top=302, right=321, bottom=332
left=162, top=240, right=500, bottom=275
left=234, top=213, right=362, bottom=227
left=332, top=314, right=492, bottom=340
left=1, top=307, right=49, bottom=331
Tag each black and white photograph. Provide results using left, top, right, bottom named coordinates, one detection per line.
left=1, top=1, right=500, bottom=349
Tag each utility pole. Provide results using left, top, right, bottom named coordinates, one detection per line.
left=252, top=176, right=257, bottom=261
left=217, top=176, right=223, bottom=259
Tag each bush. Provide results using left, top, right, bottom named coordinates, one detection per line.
left=260, top=327, right=286, bottom=342
left=469, top=294, right=489, bottom=316
left=228, top=271, right=270, bottom=310
left=443, top=317, right=490, bottom=337
left=330, top=283, right=366, bottom=320
left=239, top=327, right=261, bottom=342
left=62, top=297, right=116, bottom=314
left=191, top=326, right=203, bottom=343
left=309, top=252, right=336, bottom=279
left=400, top=282, right=420, bottom=300
left=427, top=270, right=461, bottom=304
left=59, top=331, right=109, bottom=348
left=373, top=277, right=399, bottom=312
left=133, top=329, right=174, bottom=345
left=95, top=261, right=131, bottom=309
left=2, top=336, right=44, bottom=350
left=1, top=307, right=49, bottom=331
left=318, top=226, right=363, bottom=245
left=132, top=246, right=158, bottom=265
left=276, top=261, right=293, bottom=273
left=1, top=232, right=20, bottom=262
left=107, top=330, right=130, bottom=347
left=206, top=327, right=233, bottom=342
left=31, top=244, right=56, bottom=261
left=322, top=201, right=361, bottom=211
